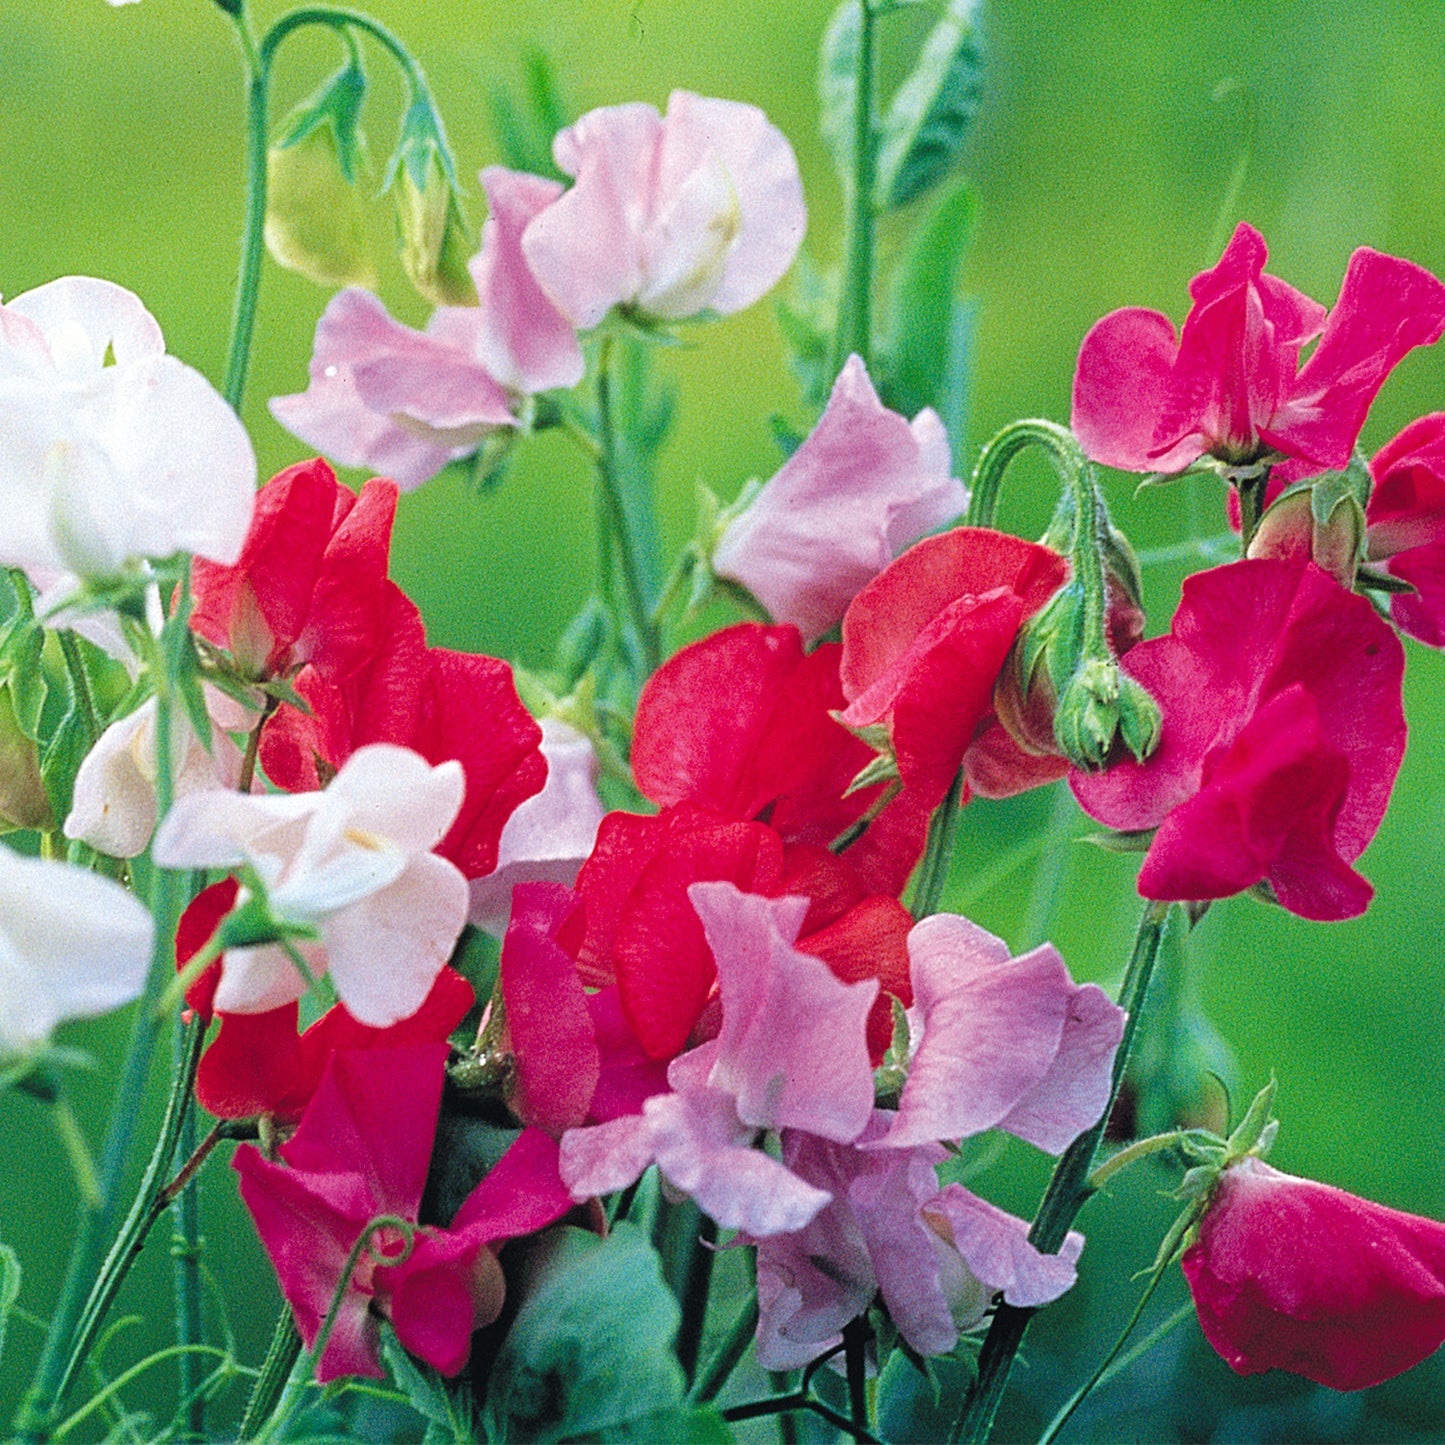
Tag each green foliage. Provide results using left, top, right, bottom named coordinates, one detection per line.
left=817, top=0, right=863, bottom=186
left=776, top=254, right=837, bottom=411
left=483, top=1223, right=688, bottom=1443
left=876, top=1332, right=980, bottom=1443
left=883, top=176, right=976, bottom=449
left=380, top=1325, right=477, bottom=1444
left=487, top=48, right=569, bottom=183
left=875, top=0, right=983, bottom=211
left=0, top=1241, right=19, bottom=1370
left=274, top=62, right=369, bottom=183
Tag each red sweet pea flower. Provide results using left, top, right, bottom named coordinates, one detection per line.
left=191, top=458, right=397, bottom=684
left=1363, top=413, right=1445, bottom=647
left=1072, top=222, right=1445, bottom=475
left=631, top=623, right=928, bottom=896
left=235, top=1045, right=573, bottom=1381
left=1071, top=560, right=1405, bottom=920
left=1182, top=1156, right=1445, bottom=1391
left=260, top=581, right=545, bottom=880
left=839, top=528, right=1068, bottom=812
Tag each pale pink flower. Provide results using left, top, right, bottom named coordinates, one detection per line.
left=0, top=277, right=254, bottom=586
left=522, top=91, right=806, bottom=326
left=467, top=718, right=605, bottom=935
left=0, top=845, right=153, bottom=1055
left=271, top=168, right=583, bottom=491
left=152, top=744, right=469, bottom=1027
left=712, top=356, right=967, bottom=641
left=64, top=686, right=259, bottom=859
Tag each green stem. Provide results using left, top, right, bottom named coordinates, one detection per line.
left=238, top=1315, right=302, bottom=1442
left=171, top=1015, right=205, bottom=1442
left=1087, top=1128, right=1208, bottom=1193
left=595, top=335, right=661, bottom=676
left=909, top=769, right=963, bottom=919
left=948, top=901, right=1173, bottom=1445
left=830, top=0, right=878, bottom=375
left=966, top=418, right=1084, bottom=531
left=675, top=1212, right=719, bottom=1386
left=46, top=1095, right=100, bottom=1210
left=688, top=1292, right=760, bottom=1406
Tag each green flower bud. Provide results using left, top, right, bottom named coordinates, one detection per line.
left=390, top=101, right=477, bottom=307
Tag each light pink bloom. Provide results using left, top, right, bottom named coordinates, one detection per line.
left=64, top=686, right=258, bottom=858
left=712, top=356, right=967, bottom=642
left=0, top=845, right=153, bottom=1055
left=0, top=277, right=254, bottom=586
left=468, top=719, right=605, bottom=935
left=271, top=168, right=583, bottom=491
left=881, top=913, right=1125, bottom=1152
left=522, top=91, right=805, bottom=326
left=559, top=882, right=878, bottom=1236
left=753, top=1121, right=1085, bottom=1367
left=152, top=744, right=469, bottom=1027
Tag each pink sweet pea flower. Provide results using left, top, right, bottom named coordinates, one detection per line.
left=560, top=883, right=878, bottom=1237
left=1072, top=222, right=1445, bottom=475
left=522, top=91, right=805, bottom=326
left=235, top=1045, right=573, bottom=1381
left=1071, top=559, right=1406, bottom=920
left=467, top=719, right=605, bottom=936
left=190, top=458, right=397, bottom=685
left=0, top=276, right=254, bottom=587
left=839, top=528, right=1068, bottom=811
left=712, top=356, right=967, bottom=642
left=1182, top=1156, right=1445, bottom=1391
left=271, top=168, right=583, bottom=491
left=153, top=744, right=469, bottom=1027
left=1362, top=412, right=1445, bottom=647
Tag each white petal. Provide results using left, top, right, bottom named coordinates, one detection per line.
left=325, top=745, right=465, bottom=856
left=9, top=277, right=164, bottom=373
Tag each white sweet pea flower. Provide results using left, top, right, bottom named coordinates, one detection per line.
left=0, top=847, right=153, bottom=1056
left=152, top=744, right=469, bottom=1027
left=0, top=277, right=255, bottom=595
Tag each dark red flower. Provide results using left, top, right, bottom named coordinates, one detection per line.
left=838, top=528, right=1068, bottom=812
left=1182, top=1156, right=1445, bottom=1391
left=1072, top=223, right=1445, bottom=475
left=1071, top=560, right=1406, bottom=920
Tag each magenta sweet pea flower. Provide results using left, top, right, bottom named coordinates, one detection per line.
left=521, top=91, right=805, bottom=326
left=235, top=1044, right=573, bottom=1381
left=1072, top=222, right=1445, bottom=475
left=271, top=168, right=583, bottom=490
left=1182, top=1156, right=1445, bottom=1391
left=712, top=356, right=967, bottom=642
left=1072, top=559, right=1406, bottom=920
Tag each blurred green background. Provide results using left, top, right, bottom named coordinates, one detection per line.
left=2, top=0, right=1444, bottom=1439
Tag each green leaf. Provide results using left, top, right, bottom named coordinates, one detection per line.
left=876, top=0, right=984, bottom=211
left=602, top=1406, right=734, bottom=1442
left=40, top=706, right=89, bottom=831
left=5, top=622, right=47, bottom=741
left=380, top=1325, right=477, bottom=1443
left=884, top=177, right=976, bottom=431
left=487, top=47, right=569, bottom=183
left=0, top=1241, right=20, bottom=1369
left=483, top=1223, right=685, bottom=1443
left=818, top=0, right=862, bottom=182
left=877, top=1334, right=979, bottom=1441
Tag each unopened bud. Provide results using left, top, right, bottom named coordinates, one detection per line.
left=1247, top=467, right=1367, bottom=591
left=1053, top=655, right=1162, bottom=771
left=0, top=687, right=50, bottom=832
left=391, top=102, right=477, bottom=307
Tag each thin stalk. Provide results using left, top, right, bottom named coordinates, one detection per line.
left=842, top=1317, right=869, bottom=1434
left=171, top=1016, right=205, bottom=1442
left=688, top=1293, right=760, bottom=1406
left=675, top=1213, right=719, bottom=1386
left=830, top=0, right=878, bottom=375
left=46, top=1095, right=100, bottom=1209
left=595, top=335, right=661, bottom=675
left=948, top=901, right=1173, bottom=1444
left=722, top=1390, right=883, bottom=1445
left=909, top=769, right=963, bottom=919
left=221, top=4, right=267, bottom=412
left=238, top=1315, right=302, bottom=1442
left=14, top=726, right=195, bottom=1442
left=966, top=418, right=1082, bottom=531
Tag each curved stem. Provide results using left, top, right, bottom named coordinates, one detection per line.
left=221, top=6, right=268, bottom=412
left=830, top=0, right=877, bottom=375
left=967, top=418, right=1084, bottom=531
left=948, top=901, right=1174, bottom=1444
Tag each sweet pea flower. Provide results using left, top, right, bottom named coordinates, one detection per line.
left=153, top=744, right=469, bottom=1027
left=1071, top=560, right=1406, bottom=921
left=0, top=846, right=153, bottom=1056
left=1182, top=1156, right=1445, bottom=1391
left=235, top=1044, right=574, bottom=1381
left=467, top=719, right=605, bottom=936
left=0, top=277, right=254, bottom=589
left=271, top=168, right=584, bottom=491
left=560, top=883, right=878, bottom=1237
left=838, top=528, right=1068, bottom=811
left=711, top=356, right=967, bottom=642
left=1072, top=222, right=1445, bottom=475
left=64, top=685, right=258, bottom=859
left=522, top=91, right=805, bottom=326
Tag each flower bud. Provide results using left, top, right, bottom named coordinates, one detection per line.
left=1248, top=480, right=1365, bottom=590
left=0, top=686, right=50, bottom=832
left=265, top=63, right=376, bottom=290
left=390, top=101, right=477, bottom=307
